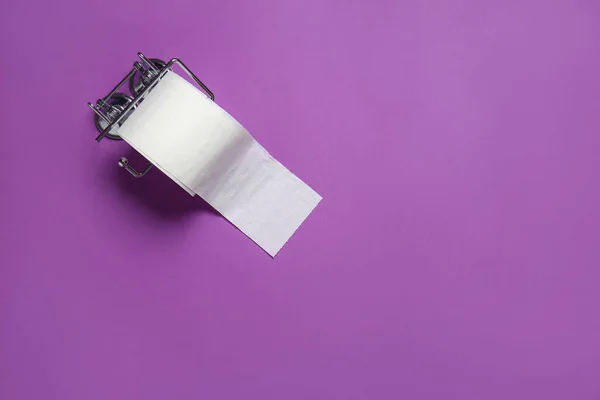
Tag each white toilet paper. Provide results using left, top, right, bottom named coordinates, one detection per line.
left=117, top=71, right=322, bottom=256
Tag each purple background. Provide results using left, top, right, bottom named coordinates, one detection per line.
left=1, top=0, right=600, bottom=399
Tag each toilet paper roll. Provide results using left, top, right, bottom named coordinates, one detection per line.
left=117, top=71, right=322, bottom=256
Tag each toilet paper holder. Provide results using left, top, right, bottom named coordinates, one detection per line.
left=88, top=52, right=214, bottom=178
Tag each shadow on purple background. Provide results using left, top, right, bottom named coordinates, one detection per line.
left=113, top=149, right=218, bottom=220
left=1, top=1, right=600, bottom=399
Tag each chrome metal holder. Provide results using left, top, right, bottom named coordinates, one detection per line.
left=88, top=52, right=215, bottom=178
left=118, top=157, right=153, bottom=178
